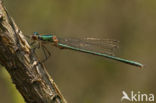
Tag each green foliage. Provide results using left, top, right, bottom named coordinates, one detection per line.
left=0, top=68, right=25, bottom=103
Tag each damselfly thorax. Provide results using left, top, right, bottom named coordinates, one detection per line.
left=31, top=32, right=63, bottom=48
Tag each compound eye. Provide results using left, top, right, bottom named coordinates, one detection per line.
left=32, top=35, right=38, bottom=40
left=34, top=32, right=39, bottom=35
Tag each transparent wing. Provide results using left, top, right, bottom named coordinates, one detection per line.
left=57, top=37, right=119, bottom=56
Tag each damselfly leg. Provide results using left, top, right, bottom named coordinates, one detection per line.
left=25, top=34, right=52, bottom=63
left=40, top=44, right=51, bottom=63
left=29, top=41, right=51, bottom=63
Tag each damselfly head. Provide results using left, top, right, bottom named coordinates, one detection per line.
left=31, top=35, right=38, bottom=40
left=31, top=32, right=39, bottom=40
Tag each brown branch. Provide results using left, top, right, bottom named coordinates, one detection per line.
left=0, top=1, right=67, bottom=103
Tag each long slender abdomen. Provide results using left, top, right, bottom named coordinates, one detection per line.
left=58, top=43, right=143, bottom=68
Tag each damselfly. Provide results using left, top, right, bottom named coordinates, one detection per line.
left=29, top=32, right=143, bottom=68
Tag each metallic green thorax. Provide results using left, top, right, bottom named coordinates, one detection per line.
left=38, top=35, right=54, bottom=42
left=33, top=32, right=143, bottom=68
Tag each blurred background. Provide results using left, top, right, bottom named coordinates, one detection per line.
left=0, top=0, right=155, bottom=103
